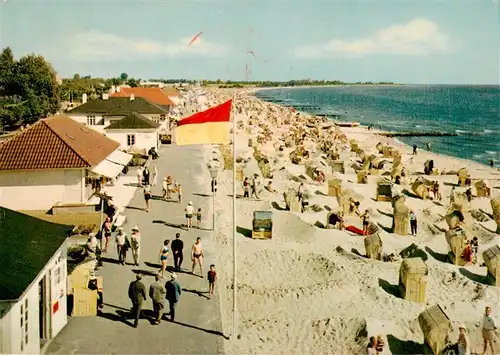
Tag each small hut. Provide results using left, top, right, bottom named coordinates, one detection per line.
left=330, top=160, right=345, bottom=174
left=326, top=211, right=343, bottom=229
left=357, top=170, right=368, bottom=184
left=418, top=305, right=452, bottom=355
left=445, top=209, right=465, bottom=230
left=475, top=180, right=491, bottom=197
left=483, top=245, right=500, bottom=287
left=445, top=228, right=467, bottom=265
left=424, top=160, right=434, bottom=175
left=68, top=259, right=101, bottom=317
left=252, top=211, right=273, bottom=239
left=398, top=258, right=428, bottom=303
left=411, top=178, right=433, bottom=200
left=376, top=179, right=393, bottom=202
left=283, top=188, right=301, bottom=213
left=457, top=167, right=471, bottom=187
left=337, top=190, right=362, bottom=216
left=490, top=197, right=500, bottom=234
left=364, top=233, right=382, bottom=260
left=393, top=195, right=410, bottom=236
left=376, top=142, right=385, bottom=154
left=328, top=178, right=342, bottom=197
left=236, top=165, right=245, bottom=181
left=248, top=138, right=253, bottom=147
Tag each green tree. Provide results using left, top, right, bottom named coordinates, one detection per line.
left=0, top=49, right=61, bottom=128
left=73, top=73, right=80, bottom=80
left=126, top=78, right=140, bottom=87
left=120, top=72, right=128, bottom=81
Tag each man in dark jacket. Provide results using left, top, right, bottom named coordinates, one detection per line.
left=149, top=274, right=166, bottom=324
left=171, top=233, right=184, bottom=271
left=165, top=273, right=182, bottom=321
left=128, top=274, right=147, bottom=328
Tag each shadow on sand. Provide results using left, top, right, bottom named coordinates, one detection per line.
left=236, top=226, right=252, bottom=238
left=386, top=334, right=425, bottom=355
left=378, top=278, right=400, bottom=298
left=425, top=246, right=448, bottom=263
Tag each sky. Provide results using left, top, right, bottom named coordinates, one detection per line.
left=0, top=0, right=498, bottom=84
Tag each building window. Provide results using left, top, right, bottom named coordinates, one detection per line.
left=86, top=115, right=96, bottom=125
left=20, top=298, right=29, bottom=349
left=160, top=114, right=166, bottom=121
left=126, top=134, right=135, bottom=146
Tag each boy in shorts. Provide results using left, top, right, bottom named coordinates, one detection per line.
left=207, top=264, right=216, bottom=298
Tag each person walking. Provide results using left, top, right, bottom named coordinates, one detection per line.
left=196, top=208, right=202, bottom=228
left=142, top=166, right=151, bottom=186
left=177, top=183, right=183, bottom=204
left=482, top=306, right=497, bottom=355
left=130, top=226, right=141, bottom=266
left=457, top=324, right=470, bottom=355
left=158, top=239, right=170, bottom=278
left=251, top=174, right=260, bottom=199
left=361, top=210, right=370, bottom=236
left=162, top=177, right=169, bottom=200
left=102, top=216, right=112, bottom=252
left=115, top=227, right=129, bottom=265
left=426, top=142, right=432, bottom=151
left=208, top=264, right=217, bottom=298
left=243, top=177, right=250, bottom=198
left=191, top=237, right=204, bottom=277
left=143, top=185, right=152, bottom=212
left=152, top=165, right=158, bottom=186
left=137, top=166, right=143, bottom=187
left=185, top=201, right=194, bottom=228
left=409, top=210, right=418, bottom=236
left=171, top=233, right=184, bottom=271
left=128, top=274, right=147, bottom=328
left=149, top=274, right=166, bottom=325
left=412, top=144, right=418, bottom=155
left=165, top=273, right=182, bottom=322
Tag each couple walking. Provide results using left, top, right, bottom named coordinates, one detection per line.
left=128, top=273, right=182, bottom=327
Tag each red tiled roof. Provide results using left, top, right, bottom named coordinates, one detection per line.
left=0, top=116, right=120, bottom=171
left=111, top=87, right=174, bottom=106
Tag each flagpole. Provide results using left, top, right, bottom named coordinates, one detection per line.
left=232, top=91, right=238, bottom=342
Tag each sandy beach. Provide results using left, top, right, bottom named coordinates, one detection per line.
left=199, top=88, right=500, bottom=355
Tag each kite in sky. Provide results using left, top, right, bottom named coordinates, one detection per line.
left=247, top=50, right=256, bottom=59
left=189, top=31, right=203, bottom=46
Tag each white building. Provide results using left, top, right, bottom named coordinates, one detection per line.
left=0, top=207, right=74, bottom=354
left=66, top=96, right=169, bottom=134
left=104, top=112, right=160, bottom=151
left=0, top=115, right=132, bottom=211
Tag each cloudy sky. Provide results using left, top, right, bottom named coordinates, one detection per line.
left=0, top=0, right=498, bottom=84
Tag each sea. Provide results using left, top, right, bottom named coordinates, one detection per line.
left=255, top=85, right=500, bottom=166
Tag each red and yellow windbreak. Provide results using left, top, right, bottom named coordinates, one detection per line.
left=175, top=99, right=232, bottom=146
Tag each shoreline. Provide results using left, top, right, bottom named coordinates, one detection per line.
left=251, top=88, right=499, bottom=170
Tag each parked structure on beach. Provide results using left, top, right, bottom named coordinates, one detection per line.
left=0, top=116, right=131, bottom=210
left=0, top=207, right=73, bottom=354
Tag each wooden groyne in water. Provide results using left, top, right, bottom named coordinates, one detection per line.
left=377, top=131, right=477, bottom=138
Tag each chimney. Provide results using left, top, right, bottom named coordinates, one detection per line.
left=82, top=93, right=87, bottom=104
left=130, top=93, right=135, bottom=101
left=116, top=86, right=121, bottom=93
left=102, top=93, right=109, bottom=100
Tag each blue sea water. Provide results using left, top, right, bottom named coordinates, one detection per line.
left=255, top=85, right=500, bottom=166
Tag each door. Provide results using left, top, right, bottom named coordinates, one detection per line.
left=39, top=277, right=47, bottom=345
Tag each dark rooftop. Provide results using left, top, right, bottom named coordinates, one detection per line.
left=105, top=112, right=160, bottom=130
left=67, top=97, right=168, bottom=115
left=0, top=207, right=74, bottom=301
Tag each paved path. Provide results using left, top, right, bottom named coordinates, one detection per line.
left=46, top=145, right=225, bottom=355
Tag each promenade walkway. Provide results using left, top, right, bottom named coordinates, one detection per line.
left=46, top=144, right=225, bottom=354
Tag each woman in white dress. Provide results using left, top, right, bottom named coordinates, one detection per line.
left=152, top=165, right=158, bottom=186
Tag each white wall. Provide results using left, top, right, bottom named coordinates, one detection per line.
left=105, top=129, right=159, bottom=151
left=0, top=245, right=67, bottom=355
left=0, top=169, right=85, bottom=210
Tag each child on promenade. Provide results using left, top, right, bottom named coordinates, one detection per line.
left=208, top=264, right=217, bottom=298
left=196, top=208, right=202, bottom=228
left=177, top=183, right=183, bottom=203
